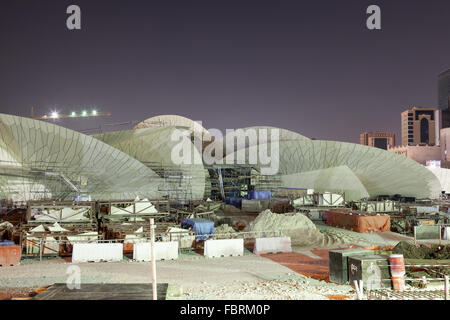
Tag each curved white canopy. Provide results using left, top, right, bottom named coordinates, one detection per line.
left=0, top=113, right=164, bottom=201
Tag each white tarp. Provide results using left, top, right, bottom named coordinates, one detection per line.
left=33, top=207, right=89, bottom=222
left=67, top=232, right=99, bottom=244
left=319, top=193, right=344, bottom=206
left=111, top=197, right=158, bottom=215
left=30, top=224, right=46, bottom=233
left=47, top=222, right=69, bottom=233
left=25, top=235, right=59, bottom=255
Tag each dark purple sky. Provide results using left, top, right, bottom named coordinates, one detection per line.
left=1, top=0, right=450, bottom=143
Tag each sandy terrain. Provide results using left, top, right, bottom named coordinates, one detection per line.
left=0, top=222, right=422, bottom=300
left=0, top=248, right=357, bottom=300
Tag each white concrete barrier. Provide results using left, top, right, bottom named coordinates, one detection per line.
left=72, top=243, right=123, bottom=262
left=444, top=227, right=450, bottom=240
left=204, top=239, right=244, bottom=258
left=133, top=241, right=179, bottom=262
left=254, top=237, right=292, bottom=255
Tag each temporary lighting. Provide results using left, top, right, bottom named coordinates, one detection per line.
left=51, top=111, right=59, bottom=118
left=92, top=110, right=97, bottom=115
left=82, top=110, right=87, bottom=116
left=71, top=111, right=76, bottom=116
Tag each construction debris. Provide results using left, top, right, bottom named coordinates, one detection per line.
left=393, top=241, right=450, bottom=260
left=214, top=224, right=237, bottom=234
left=110, top=197, right=158, bottom=215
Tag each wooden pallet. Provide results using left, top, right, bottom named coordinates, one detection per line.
left=33, top=283, right=169, bottom=300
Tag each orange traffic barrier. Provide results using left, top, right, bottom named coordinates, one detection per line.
left=0, top=245, right=21, bottom=267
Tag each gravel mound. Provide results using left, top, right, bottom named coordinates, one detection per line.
left=214, top=224, right=237, bottom=234
left=393, top=241, right=450, bottom=259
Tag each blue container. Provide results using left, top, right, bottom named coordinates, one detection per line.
left=249, top=190, right=271, bottom=200
left=0, top=240, right=14, bottom=247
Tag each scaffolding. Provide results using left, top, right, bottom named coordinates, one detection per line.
left=205, top=165, right=282, bottom=200
left=0, top=160, right=103, bottom=202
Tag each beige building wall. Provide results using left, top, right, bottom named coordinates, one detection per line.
left=360, top=132, right=395, bottom=149
left=439, top=128, right=450, bottom=165
left=388, top=145, right=442, bottom=165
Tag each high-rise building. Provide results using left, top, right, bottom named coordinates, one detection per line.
left=360, top=132, right=395, bottom=150
left=438, top=69, right=450, bottom=110
left=401, top=107, right=439, bottom=146
left=438, top=70, right=450, bottom=129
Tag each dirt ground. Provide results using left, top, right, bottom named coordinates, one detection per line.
left=0, top=247, right=358, bottom=300
left=0, top=223, right=433, bottom=300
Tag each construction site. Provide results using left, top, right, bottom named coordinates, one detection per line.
left=0, top=113, right=449, bottom=301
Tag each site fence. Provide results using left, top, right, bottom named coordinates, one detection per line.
left=355, top=261, right=450, bottom=300
left=366, top=275, right=449, bottom=300
left=414, top=224, right=450, bottom=244
left=21, top=229, right=287, bottom=260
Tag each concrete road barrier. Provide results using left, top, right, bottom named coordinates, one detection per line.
left=204, top=239, right=244, bottom=258
left=133, top=241, right=179, bottom=262
left=254, top=237, right=292, bottom=255
left=444, top=227, right=450, bottom=240
left=72, top=243, right=123, bottom=263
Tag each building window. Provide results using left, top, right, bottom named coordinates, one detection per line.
left=420, top=118, right=429, bottom=144
left=373, top=138, right=388, bottom=150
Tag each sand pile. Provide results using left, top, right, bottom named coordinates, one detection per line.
left=244, top=210, right=376, bottom=247
left=246, top=210, right=317, bottom=231
left=214, top=224, right=238, bottom=239
left=245, top=210, right=325, bottom=246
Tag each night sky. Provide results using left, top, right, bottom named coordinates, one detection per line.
left=1, top=0, right=450, bottom=143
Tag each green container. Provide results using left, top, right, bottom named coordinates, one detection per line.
left=329, top=249, right=372, bottom=284
left=348, top=255, right=391, bottom=290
